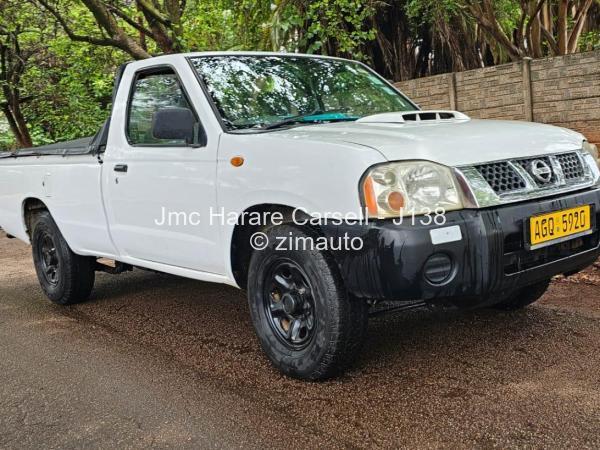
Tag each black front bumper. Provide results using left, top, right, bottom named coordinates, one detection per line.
left=321, top=188, right=600, bottom=305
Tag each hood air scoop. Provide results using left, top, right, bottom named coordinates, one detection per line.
left=357, top=110, right=470, bottom=124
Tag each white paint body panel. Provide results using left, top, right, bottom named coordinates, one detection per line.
left=0, top=155, right=117, bottom=257
left=102, top=57, right=224, bottom=274
left=271, top=119, right=584, bottom=166
left=0, top=53, right=588, bottom=288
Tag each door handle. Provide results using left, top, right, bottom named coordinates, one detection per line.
left=114, top=164, right=128, bottom=173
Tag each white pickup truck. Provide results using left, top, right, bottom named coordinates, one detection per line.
left=1, top=52, right=599, bottom=380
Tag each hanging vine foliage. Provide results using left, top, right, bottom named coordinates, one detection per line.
left=0, top=0, right=598, bottom=148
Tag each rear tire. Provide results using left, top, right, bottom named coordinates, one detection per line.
left=247, top=224, right=368, bottom=381
left=31, top=211, right=95, bottom=305
left=491, top=279, right=551, bottom=311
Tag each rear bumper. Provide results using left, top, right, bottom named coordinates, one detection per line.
left=321, top=188, right=600, bottom=305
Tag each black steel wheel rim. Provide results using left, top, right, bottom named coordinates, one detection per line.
left=263, top=259, right=317, bottom=350
left=38, top=232, right=60, bottom=286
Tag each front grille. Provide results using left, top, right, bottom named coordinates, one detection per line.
left=556, top=152, right=585, bottom=181
left=515, top=156, right=556, bottom=186
left=468, top=151, right=591, bottom=199
left=474, top=162, right=526, bottom=194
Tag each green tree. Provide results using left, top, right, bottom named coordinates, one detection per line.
left=0, top=0, right=38, bottom=147
left=407, top=0, right=599, bottom=62
left=0, top=0, right=126, bottom=148
left=1, top=0, right=599, bottom=149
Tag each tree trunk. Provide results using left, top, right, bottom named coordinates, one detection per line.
left=568, top=0, right=594, bottom=53
left=467, top=1, right=523, bottom=61
left=541, top=2, right=552, bottom=34
left=0, top=39, right=33, bottom=148
left=11, top=101, right=32, bottom=146
left=557, top=0, right=569, bottom=54
left=81, top=0, right=151, bottom=59
left=138, top=16, right=147, bottom=51
left=369, top=1, right=417, bottom=81
left=528, top=0, right=543, bottom=58
left=135, top=0, right=178, bottom=54
left=2, top=103, right=32, bottom=148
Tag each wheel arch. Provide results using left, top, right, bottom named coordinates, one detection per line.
left=22, top=197, right=50, bottom=239
left=229, top=203, right=318, bottom=290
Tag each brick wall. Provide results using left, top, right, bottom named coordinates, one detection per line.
left=394, top=50, right=600, bottom=145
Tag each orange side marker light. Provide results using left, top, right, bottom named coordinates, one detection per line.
left=231, top=156, right=245, bottom=167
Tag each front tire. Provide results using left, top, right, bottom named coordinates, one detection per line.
left=247, top=225, right=368, bottom=381
left=31, top=211, right=96, bottom=305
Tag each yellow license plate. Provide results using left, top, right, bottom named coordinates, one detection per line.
left=529, top=205, right=592, bottom=247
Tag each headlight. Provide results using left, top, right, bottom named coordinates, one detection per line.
left=583, top=140, right=599, bottom=168
left=361, top=161, right=464, bottom=218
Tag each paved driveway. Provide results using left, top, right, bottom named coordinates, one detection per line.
left=1, top=233, right=599, bottom=449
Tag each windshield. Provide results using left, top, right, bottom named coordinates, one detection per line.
left=189, top=55, right=416, bottom=131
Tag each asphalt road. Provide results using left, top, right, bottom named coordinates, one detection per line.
left=1, top=232, right=599, bottom=449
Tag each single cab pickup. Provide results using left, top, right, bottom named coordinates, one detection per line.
left=1, top=52, right=599, bottom=380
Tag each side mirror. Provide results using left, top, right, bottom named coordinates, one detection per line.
left=152, top=107, right=196, bottom=144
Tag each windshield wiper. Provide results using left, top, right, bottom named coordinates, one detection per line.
left=262, top=109, right=357, bottom=130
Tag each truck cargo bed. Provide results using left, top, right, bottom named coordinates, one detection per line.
left=0, top=136, right=95, bottom=159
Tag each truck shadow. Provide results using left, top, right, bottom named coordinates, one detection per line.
left=81, top=268, right=593, bottom=388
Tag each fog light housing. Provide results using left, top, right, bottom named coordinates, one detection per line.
left=423, top=253, right=454, bottom=285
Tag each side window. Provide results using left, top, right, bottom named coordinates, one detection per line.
left=127, top=70, right=197, bottom=145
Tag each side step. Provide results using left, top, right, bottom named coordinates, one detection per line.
left=95, top=258, right=133, bottom=275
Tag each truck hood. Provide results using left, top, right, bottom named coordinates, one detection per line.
left=273, top=119, right=584, bottom=167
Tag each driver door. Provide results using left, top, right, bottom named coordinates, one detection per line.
left=103, top=66, right=222, bottom=274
